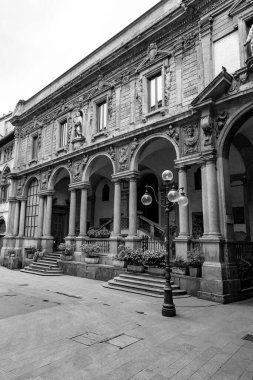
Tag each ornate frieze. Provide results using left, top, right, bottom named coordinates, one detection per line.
left=183, top=124, right=199, bottom=155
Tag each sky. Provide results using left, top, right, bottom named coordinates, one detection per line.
left=0, top=0, right=160, bottom=116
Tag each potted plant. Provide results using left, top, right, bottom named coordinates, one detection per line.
left=112, top=244, right=127, bottom=268
left=142, top=250, right=165, bottom=275
left=60, top=244, right=74, bottom=261
left=171, top=256, right=189, bottom=275
left=187, top=248, right=204, bottom=277
left=96, top=227, right=111, bottom=238
left=81, top=243, right=101, bottom=264
left=58, top=242, right=66, bottom=253
left=124, top=248, right=145, bottom=273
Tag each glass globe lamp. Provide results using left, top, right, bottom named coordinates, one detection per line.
left=178, top=193, right=189, bottom=207
left=167, top=188, right=180, bottom=203
left=162, top=170, right=173, bottom=182
left=141, top=191, right=152, bottom=206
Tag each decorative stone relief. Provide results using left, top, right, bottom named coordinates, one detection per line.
left=135, top=76, right=143, bottom=115
left=135, top=43, right=170, bottom=73
left=166, top=125, right=179, bottom=145
left=118, top=145, right=129, bottom=171
left=16, top=178, right=25, bottom=196
left=55, top=99, right=70, bottom=116
left=88, top=74, right=115, bottom=100
left=201, top=116, right=214, bottom=146
left=82, top=155, right=89, bottom=167
left=108, top=92, right=113, bottom=119
left=183, top=124, right=199, bottom=155
left=72, top=161, right=83, bottom=183
left=121, top=71, right=130, bottom=85
left=164, top=66, right=172, bottom=106
left=215, top=112, right=228, bottom=138
left=40, top=170, right=51, bottom=190
left=228, top=68, right=248, bottom=94
left=130, top=138, right=139, bottom=158
left=67, top=160, right=72, bottom=171
left=107, top=146, right=116, bottom=161
left=183, top=32, right=197, bottom=51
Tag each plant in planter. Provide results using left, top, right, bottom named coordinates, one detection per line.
left=124, top=248, right=145, bottom=273
left=81, top=243, right=101, bottom=264
left=171, top=256, right=189, bottom=275
left=187, top=248, right=204, bottom=277
left=60, top=244, right=75, bottom=261
left=112, top=244, right=128, bottom=267
left=96, top=227, right=111, bottom=238
left=142, top=250, right=166, bottom=275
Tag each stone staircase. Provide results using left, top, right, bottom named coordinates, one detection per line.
left=21, top=252, right=63, bottom=276
left=103, top=272, right=188, bottom=298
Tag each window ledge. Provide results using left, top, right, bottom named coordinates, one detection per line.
left=142, top=107, right=167, bottom=123
left=91, top=130, right=108, bottom=141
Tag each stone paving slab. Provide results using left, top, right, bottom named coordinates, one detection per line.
left=0, top=267, right=252, bottom=379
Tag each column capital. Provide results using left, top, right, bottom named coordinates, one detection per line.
left=17, top=196, right=27, bottom=202
left=111, top=170, right=140, bottom=181
left=201, top=150, right=217, bottom=165
left=69, top=181, right=90, bottom=190
left=8, top=196, right=18, bottom=203
left=43, top=190, right=55, bottom=197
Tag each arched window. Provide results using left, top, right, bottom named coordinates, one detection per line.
left=25, top=179, right=39, bottom=237
left=0, top=167, right=10, bottom=203
left=102, top=184, right=110, bottom=201
left=0, top=219, right=6, bottom=235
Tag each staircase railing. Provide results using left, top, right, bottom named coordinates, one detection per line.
left=80, top=238, right=110, bottom=254
left=138, top=215, right=164, bottom=239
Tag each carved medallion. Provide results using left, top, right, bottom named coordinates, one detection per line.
left=183, top=124, right=199, bottom=154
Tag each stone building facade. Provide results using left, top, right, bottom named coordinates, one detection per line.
left=1, top=0, right=253, bottom=303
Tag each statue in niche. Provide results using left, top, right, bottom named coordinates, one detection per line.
left=184, top=125, right=198, bottom=154
left=73, top=110, right=83, bottom=138
left=244, top=24, right=253, bottom=56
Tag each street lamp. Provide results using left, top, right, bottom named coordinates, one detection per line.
left=141, top=170, right=188, bottom=317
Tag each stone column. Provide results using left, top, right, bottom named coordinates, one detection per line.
left=6, top=200, right=15, bottom=235
left=201, top=163, right=209, bottom=235
left=178, top=167, right=190, bottom=236
left=18, top=199, right=27, bottom=237
left=68, top=189, right=76, bottom=237
left=13, top=201, right=20, bottom=236
left=206, top=159, right=220, bottom=236
left=79, top=187, right=88, bottom=237
left=128, top=176, right=138, bottom=237
left=112, top=180, right=121, bottom=236
left=36, top=195, right=44, bottom=237
left=44, top=193, right=53, bottom=237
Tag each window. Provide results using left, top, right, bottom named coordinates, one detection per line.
left=213, top=31, right=240, bottom=76
left=97, top=101, right=107, bottom=132
left=0, top=167, right=10, bottom=203
left=149, top=72, right=162, bottom=112
left=1, top=185, right=8, bottom=203
left=59, top=120, right=68, bottom=147
left=32, top=135, right=38, bottom=160
left=25, top=179, right=39, bottom=237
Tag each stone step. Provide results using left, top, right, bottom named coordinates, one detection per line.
left=120, top=273, right=168, bottom=284
left=32, top=261, right=59, bottom=267
left=20, top=268, right=63, bottom=276
left=107, top=279, right=186, bottom=296
left=24, top=264, right=63, bottom=273
left=111, top=276, right=179, bottom=290
left=103, top=282, right=188, bottom=298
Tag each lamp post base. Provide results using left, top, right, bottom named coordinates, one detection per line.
left=161, top=303, right=176, bottom=317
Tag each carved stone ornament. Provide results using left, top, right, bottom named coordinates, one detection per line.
left=135, top=42, right=170, bottom=73
left=107, top=146, right=116, bottom=161
left=215, top=112, right=228, bottom=138
left=72, top=110, right=84, bottom=139
left=56, top=99, right=70, bottom=116
left=16, top=178, right=25, bottom=196
left=164, top=66, right=172, bottom=106
left=118, top=145, right=129, bottom=171
left=201, top=116, right=214, bottom=146
left=88, top=74, right=115, bottom=100
left=183, top=32, right=197, bottom=50
left=67, top=160, right=72, bottom=170
left=40, top=170, right=50, bottom=190
left=72, top=161, right=83, bottom=183
left=121, top=71, right=130, bottom=85
left=130, top=138, right=139, bottom=158
left=183, top=124, right=199, bottom=155
left=166, top=125, right=179, bottom=145
left=228, top=68, right=248, bottom=94
left=135, top=76, right=143, bottom=114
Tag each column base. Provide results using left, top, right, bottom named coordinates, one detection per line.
left=124, top=236, right=142, bottom=250
left=175, top=236, right=191, bottom=260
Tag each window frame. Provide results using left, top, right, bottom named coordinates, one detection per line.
left=148, top=71, right=163, bottom=112
left=97, top=99, right=108, bottom=132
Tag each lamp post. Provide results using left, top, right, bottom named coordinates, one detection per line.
left=141, top=170, right=188, bottom=317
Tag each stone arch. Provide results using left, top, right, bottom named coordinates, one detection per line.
left=82, top=153, right=115, bottom=182
left=218, top=103, right=253, bottom=159
left=23, top=175, right=40, bottom=197
left=48, top=165, right=71, bottom=191
left=130, top=133, right=179, bottom=172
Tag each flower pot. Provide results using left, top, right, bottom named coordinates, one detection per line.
left=171, top=267, right=188, bottom=275
left=112, top=259, right=126, bottom=268
left=127, top=264, right=145, bottom=273
left=147, top=267, right=165, bottom=276
left=189, top=266, right=201, bottom=277
left=84, top=257, right=99, bottom=264
left=61, top=254, right=73, bottom=261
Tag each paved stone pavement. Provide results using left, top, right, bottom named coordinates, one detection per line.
left=0, top=266, right=252, bottom=380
